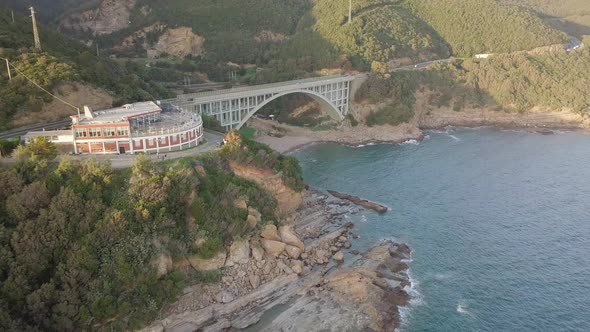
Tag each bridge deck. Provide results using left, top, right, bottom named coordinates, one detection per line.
left=160, top=75, right=354, bottom=104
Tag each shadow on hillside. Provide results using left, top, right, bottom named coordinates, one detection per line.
left=540, top=14, right=590, bottom=38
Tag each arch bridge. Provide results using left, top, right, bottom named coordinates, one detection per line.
left=159, top=75, right=360, bottom=130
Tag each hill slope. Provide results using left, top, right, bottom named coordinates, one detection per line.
left=0, top=8, right=170, bottom=130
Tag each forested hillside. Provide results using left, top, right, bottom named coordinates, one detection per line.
left=405, top=0, right=567, bottom=56
left=0, top=132, right=304, bottom=330
left=13, top=0, right=568, bottom=82
left=502, top=0, right=590, bottom=37
left=0, top=9, right=171, bottom=131
left=356, top=48, right=590, bottom=126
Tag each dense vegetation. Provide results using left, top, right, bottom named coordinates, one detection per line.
left=357, top=48, right=590, bottom=125
left=0, top=9, right=171, bottom=131
left=0, top=133, right=304, bottom=330
left=312, top=0, right=450, bottom=63
left=405, top=0, right=567, bottom=56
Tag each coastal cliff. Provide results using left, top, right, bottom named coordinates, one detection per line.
left=141, top=190, right=413, bottom=331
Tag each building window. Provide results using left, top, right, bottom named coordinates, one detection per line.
left=117, top=127, right=129, bottom=136
left=89, top=128, right=101, bottom=137
left=134, top=140, right=140, bottom=148
left=75, top=128, right=87, bottom=137
left=103, top=127, right=115, bottom=137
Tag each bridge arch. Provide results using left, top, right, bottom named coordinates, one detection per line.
left=235, top=89, right=344, bottom=129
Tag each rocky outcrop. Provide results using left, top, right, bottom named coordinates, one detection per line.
left=226, top=240, right=250, bottom=267
left=327, top=190, right=388, bottom=213
left=142, top=190, right=406, bottom=332
left=260, top=239, right=286, bottom=257
left=256, top=241, right=412, bottom=332
left=254, top=30, right=287, bottom=43
left=60, top=0, right=136, bottom=35
left=247, top=207, right=261, bottom=228
left=147, top=27, right=205, bottom=59
left=260, top=224, right=281, bottom=241
left=278, top=225, right=304, bottom=250
left=187, top=251, right=227, bottom=271
left=229, top=161, right=304, bottom=216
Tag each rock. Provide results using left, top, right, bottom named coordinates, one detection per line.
left=153, top=253, right=173, bottom=278
left=277, top=260, right=293, bottom=274
left=285, top=245, right=302, bottom=259
left=327, top=190, right=388, bottom=213
left=278, top=226, right=305, bottom=250
left=247, top=214, right=258, bottom=228
left=314, top=249, right=330, bottom=264
left=187, top=251, right=227, bottom=271
left=333, top=251, right=344, bottom=262
left=226, top=239, right=250, bottom=266
left=193, top=236, right=207, bottom=248
left=261, top=224, right=281, bottom=241
left=343, top=241, right=352, bottom=249
left=233, top=198, right=248, bottom=210
left=251, top=241, right=264, bottom=262
left=301, top=252, right=308, bottom=260
left=291, top=260, right=304, bottom=275
left=338, top=236, right=348, bottom=243
left=246, top=207, right=262, bottom=228
left=249, top=274, right=261, bottom=289
left=261, top=239, right=286, bottom=256
left=215, top=290, right=234, bottom=304
left=351, top=250, right=360, bottom=255
left=330, top=246, right=338, bottom=252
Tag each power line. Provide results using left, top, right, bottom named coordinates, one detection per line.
left=0, top=56, right=80, bottom=114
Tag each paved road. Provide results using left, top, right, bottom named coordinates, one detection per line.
left=0, top=119, right=71, bottom=140
left=390, top=37, right=583, bottom=72
left=0, top=130, right=225, bottom=169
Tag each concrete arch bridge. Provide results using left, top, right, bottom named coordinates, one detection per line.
left=159, top=75, right=365, bottom=130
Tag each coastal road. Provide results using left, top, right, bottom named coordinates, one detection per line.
left=0, top=119, right=71, bottom=140
left=390, top=37, right=583, bottom=72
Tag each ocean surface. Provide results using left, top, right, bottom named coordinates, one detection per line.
left=293, top=128, right=590, bottom=332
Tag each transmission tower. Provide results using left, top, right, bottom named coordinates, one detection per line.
left=29, top=7, right=42, bottom=51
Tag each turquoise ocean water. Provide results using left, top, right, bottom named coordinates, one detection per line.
left=294, top=128, right=590, bottom=331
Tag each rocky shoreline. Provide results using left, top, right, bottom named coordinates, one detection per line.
left=141, top=190, right=413, bottom=332
left=247, top=107, right=590, bottom=154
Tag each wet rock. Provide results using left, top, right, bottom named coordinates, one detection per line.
left=261, top=239, right=286, bottom=257
left=327, top=190, right=388, bottom=213
left=187, top=251, right=227, bottom=271
left=278, top=226, right=305, bottom=250
left=333, top=251, right=344, bottom=262
left=343, top=241, right=352, bottom=249
left=351, top=250, right=360, bottom=255
left=261, top=224, right=281, bottom=241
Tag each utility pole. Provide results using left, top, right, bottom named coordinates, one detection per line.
left=11, top=10, right=15, bottom=23
left=29, top=6, right=41, bottom=51
left=5, top=59, right=12, bottom=81
left=348, top=0, right=352, bottom=23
